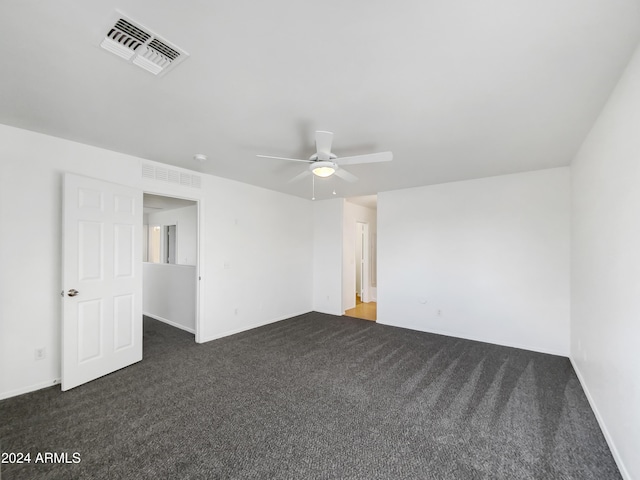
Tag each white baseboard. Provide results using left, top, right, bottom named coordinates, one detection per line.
left=375, top=319, right=568, bottom=357
left=570, top=357, right=630, bottom=480
left=199, top=310, right=312, bottom=343
left=0, top=378, right=60, bottom=401
left=144, top=312, right=195, bottom=334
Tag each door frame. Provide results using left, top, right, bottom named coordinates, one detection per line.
left=356, top=221, right=370, bottom=304
left=143, top=190, right=202, bottom=343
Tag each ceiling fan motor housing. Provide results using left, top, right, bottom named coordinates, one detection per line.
left=309, top=152, right=337, bottom=161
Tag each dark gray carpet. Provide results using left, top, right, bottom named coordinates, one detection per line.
left=0, top=313, right=620, bottom=479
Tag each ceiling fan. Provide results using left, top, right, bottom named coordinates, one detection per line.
left=257, top=131, right=392, bottom=184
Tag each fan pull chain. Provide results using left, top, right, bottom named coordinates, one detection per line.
left=312, top=174, right=315, bottom=200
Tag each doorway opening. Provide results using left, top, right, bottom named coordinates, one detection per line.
left=343, top=196, right=378, bottom=322
left=142, top=193, right=199, bottom=339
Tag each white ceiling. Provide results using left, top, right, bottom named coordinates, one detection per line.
left=2, top=1, right=639, bottom=200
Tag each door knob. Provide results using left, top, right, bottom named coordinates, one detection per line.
left=67, top=289, right=79, bottom=297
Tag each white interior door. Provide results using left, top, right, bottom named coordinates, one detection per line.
left=62, top=173, right=142, bottom=391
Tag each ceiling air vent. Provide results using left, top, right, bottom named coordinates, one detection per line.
left=100, top=12, right=189, bottom=76
left=142, top=164, right=202, bottom=189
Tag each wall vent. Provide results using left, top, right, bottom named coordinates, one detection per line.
left=142, top=164, right=202, bottom=189
left=168, top=170, right=180, bottom=184
left=142, top=164, right=155, bottom=179
left=100, top=12, right=189, bottom=76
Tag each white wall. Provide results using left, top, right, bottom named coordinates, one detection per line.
left=312, top=198, right=344, bottom=315
left=146, top=204, right=197, bottom=265
left=143, top=263, right=196, bottom=333
left=0, top=124, right=313, bottom=399
left=570, top=45, right=640, bottom=480
left=342, top=201, right=377, bottom=310
left=199, top=173, right=313, bottom=342
left=378, top=167, right=570, bottom=356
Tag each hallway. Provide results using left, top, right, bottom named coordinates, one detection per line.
left=344, top=295, right=376, bottom=321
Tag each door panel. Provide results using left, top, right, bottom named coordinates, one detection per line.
left=77, top=299, right=102, bottom=362
left=79, top=221, right=103, bottom=280
left=114, top=294, right=134, bottom=350
left=114, top=224, right=134, bottom=277
left=62, top=173, right=142, bottom=391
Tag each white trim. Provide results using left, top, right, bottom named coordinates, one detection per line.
left=0, top=378, right=61, bottom=401
left=198, top=310, right=312, bottom=343
left=570, top=357, right=630, bottom=480
left=144, top=312, right=195, bottom=334
left=375, top=320, right=568, bottom=357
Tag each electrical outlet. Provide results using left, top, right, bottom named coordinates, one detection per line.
left=437, top=309, right=442, bottom=317
left=35, top=348, right=46, bottom=360
left=234, top=308, right=238, bottom=315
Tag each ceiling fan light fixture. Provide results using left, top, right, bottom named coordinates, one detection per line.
left=313, top=167, right=335, bottom=177
left=311, top=161, right=336, bottom=178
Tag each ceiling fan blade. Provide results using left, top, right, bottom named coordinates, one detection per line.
left=287, top=170, right=312, bottom=183
left=257, top=155, right=313, bottom=164
left=334, top=168, right=358, bottom=183
left=315, top=131, right=333, bottom=157
left=335, top=151, right=393, bottom=165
